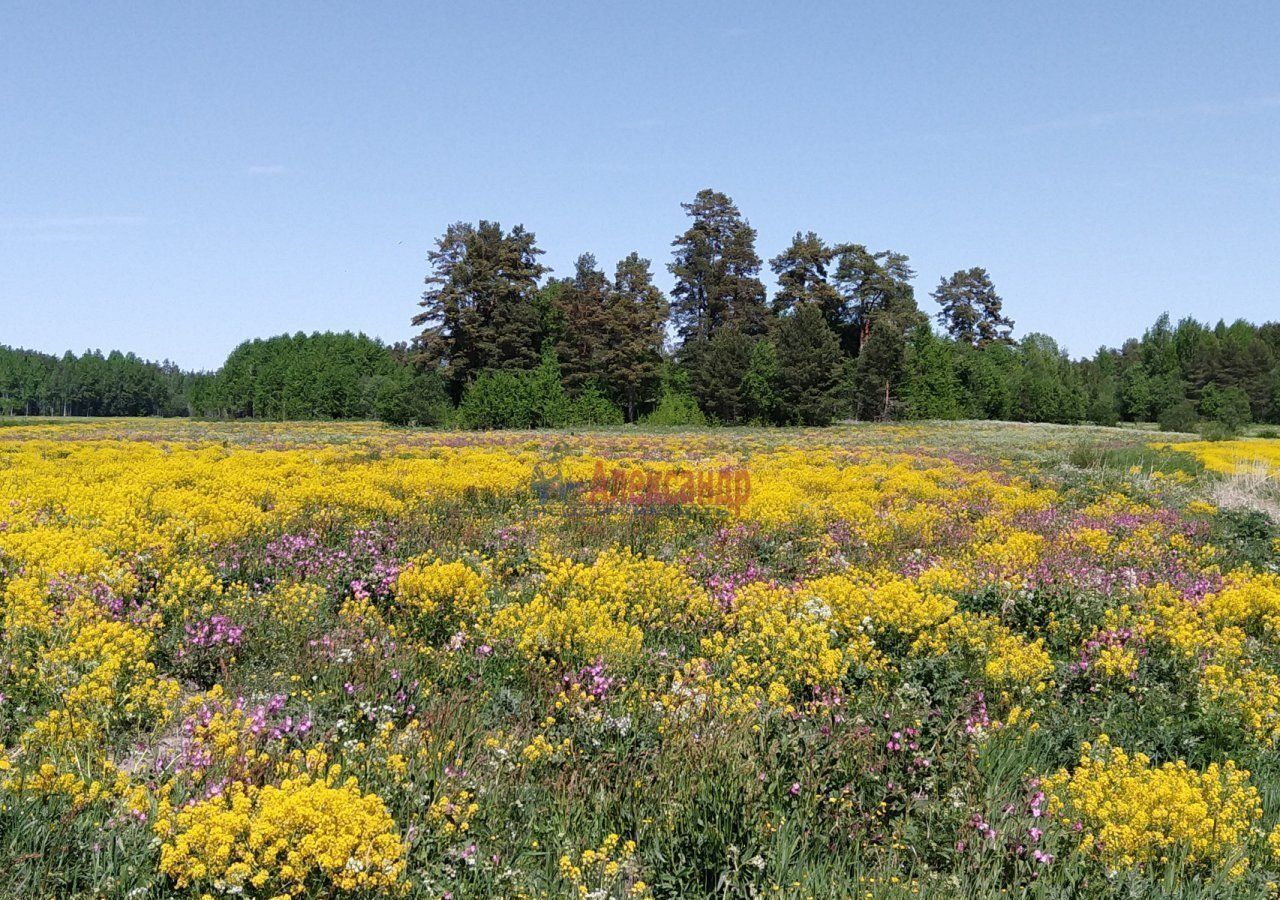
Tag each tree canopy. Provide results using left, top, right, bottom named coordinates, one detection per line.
left=7, top=189, right=1279, bottom=434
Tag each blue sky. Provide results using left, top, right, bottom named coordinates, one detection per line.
left=3, top=1, right=1278, bottom=370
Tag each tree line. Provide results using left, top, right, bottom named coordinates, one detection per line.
left=4, top=188, right=1279, bottom=431
left=0, top=346, right=193, bottom=417
left=405, top=188, right=1280, bottom=431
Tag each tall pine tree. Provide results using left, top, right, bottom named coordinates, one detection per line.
left=832, top=245, right=919, bottom=356
left=669, top=189, right=770, bottom=342
left=932, top=267, right=1014, bottom=346
left=413, top=221, right=548, bottom=400
left=552, top=253, right=611, bottom=393
left=769, top=231, right=843, bottom=325
left=603, top=252, right=668, bottom=421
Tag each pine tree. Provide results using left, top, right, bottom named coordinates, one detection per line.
left=552, top=253, right=611, bottom=393
left=832, top=245, right=920, bottom=356
left=769, top=232, right=843, bottom=326
left=669, top=189, right=770, bottom=343
left=686, top=327, right=754, bottom=424
left=932, top=268, right=1014, bottom=346
left=833, top=246, right=925, bottom=419
left=604, top=252, right=668, bottom=421
left=741, top=337, right=781, bottom=424
left=413, top=221, right=548, bottom=400
left=853, top=318, right=910, bottom=420
left=774, top=303, right=846, bottom=425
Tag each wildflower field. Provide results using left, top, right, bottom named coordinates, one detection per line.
left=2, top=419, right=1280, bottom=899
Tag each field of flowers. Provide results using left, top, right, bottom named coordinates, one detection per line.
left=2, top=419, right=1279, bottom=899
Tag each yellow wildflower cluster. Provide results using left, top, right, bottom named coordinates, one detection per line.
left=1043, top=735, right=1262, bottom=874
left=2, top=755, right=149, bottom=815
left=913, top=612, right=1053, bottom=689
left=558, top=833, right=651, bottom=899
left=395, top=556, right=489, bottom=623
left=34, top=616, right=177, bottom=735
left=158, top=773, right=406, bottom=896
left=975, top=530, right=1045, bottom=586
left=486, top=590, right=643, bottom=667
left=1149, top=575, right=1280, bottom=743
left=539, top=547, right=713, bottom=629
left=1168, top=438, right=1280, bottom=474
left=485, top=548, right=704, bottom=667
left=700, top=583, right=854, bottom=711
left=806, top=571, right=956, bottom=641
left=426, top=789, right=478, bottom=838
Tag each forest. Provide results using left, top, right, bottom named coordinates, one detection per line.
left=3, top=189, right=1278, bottom=433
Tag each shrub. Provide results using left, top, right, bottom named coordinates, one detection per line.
left=1199, top=421, right=1237, bottom=442
left=641, top=390, right=707, bottom=427
left=1158, top=399, right=1198, bottom=433
left=1200, top=383, right=1252, bottom=435
left=568, top=385, right=624, bottom=426
left=457, top=370, right=535, bottom=429
left=373, top=366, right=448, bottom=426
left=455, top=353, right=623, bottom=429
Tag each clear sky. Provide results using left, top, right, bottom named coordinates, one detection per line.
left=3, top=1, right=1278, bottom=370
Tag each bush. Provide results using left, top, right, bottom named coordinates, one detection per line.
left=569, top=385, right=624, bottom=426
left=456, top=354, right=624, bottom=430
left=641, top=390, right=708, bottom=427
left=457, top=370, right=535, bottom=429
left=1198, top=421, right=1237, bottom=442
left=1199, top=383, right=1251, bottom=434
left=373, top=366, right=449, bottom=426
left=1158, top=400, right=1198, bottom=433
left=1087, top=396, right=1120, bottom=427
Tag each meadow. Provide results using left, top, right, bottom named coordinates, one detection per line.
left=1, top=419, right=1279, bottom=899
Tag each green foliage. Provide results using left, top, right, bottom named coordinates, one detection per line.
left=373, top=365, right=449, bottom=427
left=1160, top=399, right=1199, bottom=433
left=740, top=337, right=781, bottom=424
left=640, top=389, right=707, bottom=427
left=768, top=231, right=843, bottom=326
left=955, top=342, right=1016, bottom=419
left=413, top=220, right=548, bottom=401
left=683, top=328, right=754, bottom=424
left=773, top=303, right=846, bottom=425
left=852, top=317, right=910, bottom=420
left=0, top=345, right=188, bottom=417
left=603, top=252, right=668, bottom=421
left=902, top=326, right=962, bottom=420
left=12, top=197, right=1280, bottom=433
left=1209, top=508, right=1279, bottom=570
left=1200, top=383, right=1252, bottom=434
left=550, top=253, right=612, bottom=394
left=456, top=351, right=623, bottom=429
left=568, top=384, right=626, bottom=426
left=457, top=370, right=535, bottom=429
left=200, top=331, right=396, bottom=420
left=932, top=267, right=1014, bottom=346
left=669, top=189, right=770, bottom=342
left=1013, top=333, right=1085, bottom=424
